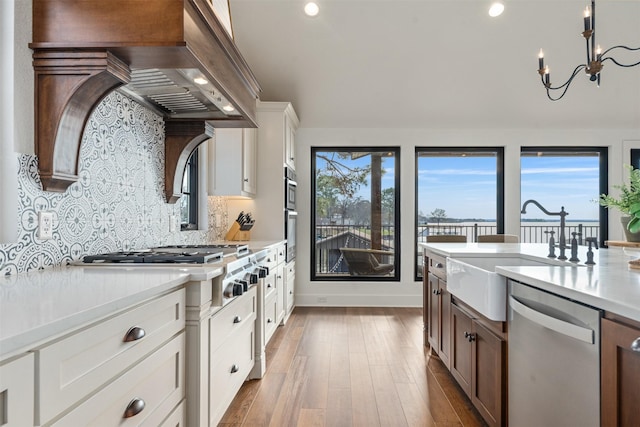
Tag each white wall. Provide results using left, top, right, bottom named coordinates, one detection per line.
left=295, top=128, right=640, bottom=307
left=0, top=0, right=32, bottom=243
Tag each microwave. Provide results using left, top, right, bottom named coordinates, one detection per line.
left=285, top=166, right=297, bottom=211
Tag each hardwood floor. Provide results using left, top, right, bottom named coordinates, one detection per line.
left=219, top=307, right=487, bottom=427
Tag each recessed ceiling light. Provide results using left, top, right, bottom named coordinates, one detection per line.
left=222, top=104, right=235, bottom=112
left=488, top=1, right=504, bottom=17
left=304, top=2, right=319, bottom=17
left=194, top=76, right=208, bottom=85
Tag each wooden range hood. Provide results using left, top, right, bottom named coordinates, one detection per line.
left=30, top=0, right=261, bottom=203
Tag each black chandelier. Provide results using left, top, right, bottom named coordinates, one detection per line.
left=537, top=0, right=640, bottom=101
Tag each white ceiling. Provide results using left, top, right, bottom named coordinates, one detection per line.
left=230, top=0, right=640, bottom=130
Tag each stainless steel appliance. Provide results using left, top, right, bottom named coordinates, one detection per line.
left=285, top=210, right=297, bottom=262
left=285, top=166, right=297, bottom=211
left=81, top=244, right=249, bottom=265
left=508, top=280, right=601, bottom=427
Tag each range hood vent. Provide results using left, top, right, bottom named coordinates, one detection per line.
left=121, top=69, right=241, bottom=119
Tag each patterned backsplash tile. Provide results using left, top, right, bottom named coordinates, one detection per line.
left=0, top=91, right=226, bottom=276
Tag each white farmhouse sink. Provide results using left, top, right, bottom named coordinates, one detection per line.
left=446, top=256, right=575, bottom=321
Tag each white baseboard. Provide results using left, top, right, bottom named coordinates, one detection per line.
left=295, top=293, right=422, bottom=307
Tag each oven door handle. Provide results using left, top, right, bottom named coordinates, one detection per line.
left=509, top=296, right=594, bottom=344
left=288, top=180, right=297, bottom=187
left=287, top=211, right=298, bottom=216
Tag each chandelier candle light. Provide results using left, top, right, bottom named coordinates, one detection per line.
left=537, top=0, right=640, bottom=101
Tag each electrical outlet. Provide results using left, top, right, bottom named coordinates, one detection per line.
left=38, top=211, right=54, bottom=240
left=169, top=215, right=176, bottom=232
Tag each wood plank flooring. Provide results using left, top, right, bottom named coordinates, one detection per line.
left=219, top=307, right=486, bottom=427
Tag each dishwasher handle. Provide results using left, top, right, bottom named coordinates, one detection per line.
left=509, top=296, right=594, bottom=344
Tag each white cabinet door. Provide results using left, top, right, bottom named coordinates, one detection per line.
left=208, top=128, right=256, bottom=197
left=284, top=114, right=296, bottom=170
left=0, top=353, right=34, bottom=427
left=242, top=128, right=257, bottom=195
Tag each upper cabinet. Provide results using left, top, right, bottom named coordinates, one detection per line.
left=30, top=0, right=261, bottom=199
left=285, top=114, right=297, bottom=170
left=257, top=101, right=299, bottom=171
left=208, top=128, right=257, bottom=198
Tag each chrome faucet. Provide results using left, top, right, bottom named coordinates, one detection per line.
left=521, top=200, right=569, bottom=260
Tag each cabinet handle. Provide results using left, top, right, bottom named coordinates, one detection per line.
left=464, top=332, right=476, bottom=342
left=632, top=337, right=640, bottom=352
left=230, top=364, right=240, bottom=373
left=243, top=178, right=249, bottom=182
left=432, top=289, right=441, bottom=295
left=290, top=291, right=293, bottom=294
left=233, top=315, right=242, bottom=324
left=267, top=284, right=272, bottom=288
left=267, top=318, right=273, bottom=323
left=123, top=326, right=146, bottom=342
left=435, top=263, right=444, bottom=268
left=123, top=398, right=145, bottom=418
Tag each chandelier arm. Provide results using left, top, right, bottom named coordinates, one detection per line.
left=543, top=65, right=586, bottom=101
left=600, top=45, right=640, bottom=57
left=603, top=56, right=640, bottom=68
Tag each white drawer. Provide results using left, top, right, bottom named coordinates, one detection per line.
left=0, top=353, right=34, bottom=427
left=38, top=289, right=185, bottom=424
left=264, top=291, right=279, bottom=344
left=263, top=273, right=277, bottom=300
left=275, top=243, right=286, bottom=265
left=263, top=246, right=279, bottom=271
left=210, top=286, right=256, bottom=354
left=209, top=320, right=255, bottom=426
left=52, top=332, right=185, bottom=427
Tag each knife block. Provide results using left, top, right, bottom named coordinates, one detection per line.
left=225, top=221, right=251, bottom=241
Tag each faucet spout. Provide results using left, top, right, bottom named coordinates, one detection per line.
left=520, top=199, right=570, bottom=260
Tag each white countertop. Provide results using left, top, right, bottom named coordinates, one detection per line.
left=420, top=242, right=640, bottom=323
left=0, top=264, right=225, bottom=361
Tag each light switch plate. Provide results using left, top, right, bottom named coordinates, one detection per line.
left=38, top=211, right=54, bottom=240
left=169, top=215, right=176, bottom=232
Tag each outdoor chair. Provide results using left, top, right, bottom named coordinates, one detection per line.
left=339, top=248, right=395, bottom=276
left=477, top=234, right=519, bottom=243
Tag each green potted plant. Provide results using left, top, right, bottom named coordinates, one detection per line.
left=599, top=165, right=640, bottom=241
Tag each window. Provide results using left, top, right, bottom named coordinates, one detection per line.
left=180, top=149, right=198, bottom=230
left=415, top=148, right=504, bottom=279
left=312, top=148, right=400, bottom=281
left=520, top=147, right=607, bottom=247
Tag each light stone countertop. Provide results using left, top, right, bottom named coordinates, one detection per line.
left=420, top=242, right=640, bottom=323
left=0, top=264, right=224, bottom=361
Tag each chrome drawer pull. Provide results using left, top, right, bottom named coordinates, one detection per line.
left=632, top=337, right=640, bottom=352
left=230, top=364, right=240, bottom=373
left=233, top=315, right=242, bottom=324
left=434, top=263, right=444, bottom=268
left=123, top=398, right=145, bottom=418
left=267, top=318, right=273, bottom=323
left=123, top=326, right=146, bottom=342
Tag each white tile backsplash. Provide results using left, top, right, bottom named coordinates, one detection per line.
left=0, top=91, right=226, bottom=276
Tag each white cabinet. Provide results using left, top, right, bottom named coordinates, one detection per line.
left=36, top=289, right=185, bottom=426
left=284, top=113, right=296, bottom=170
left=209, top=286, right=257, bottom=426
left=51, top=333, right=185, bottom=427
left=284, top=260, right=296, bottom=323
left=208, top=128, right=257, bottom=197
left=0, top=353, right=34, bottom=427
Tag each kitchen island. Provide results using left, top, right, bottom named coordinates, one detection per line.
left=421, top=242, right=640, bottom=427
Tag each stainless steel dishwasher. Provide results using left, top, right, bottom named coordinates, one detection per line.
left=508, top=279, right=602, bottom=427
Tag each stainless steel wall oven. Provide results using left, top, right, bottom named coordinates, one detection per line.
left=285, top=166, right=297, bottom=211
